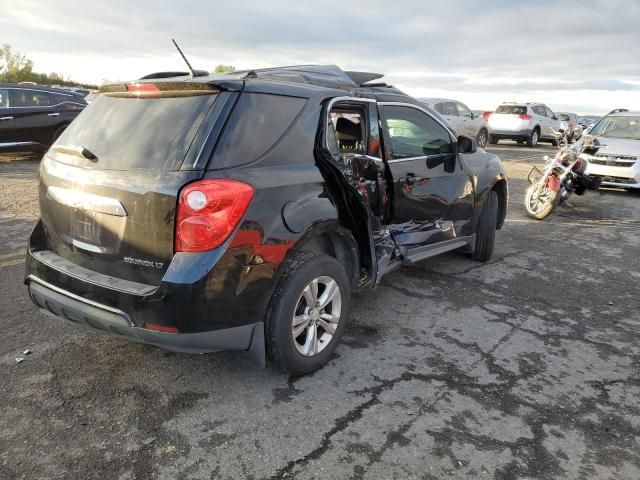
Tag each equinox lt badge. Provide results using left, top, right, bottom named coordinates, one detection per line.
left=123, top=257, right=164, bottom=269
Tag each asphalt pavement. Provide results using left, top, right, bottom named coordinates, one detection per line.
left=1, top=143, right=639, bottom=479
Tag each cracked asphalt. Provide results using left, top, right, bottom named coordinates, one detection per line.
left=1, top=144, right=639, bottom=479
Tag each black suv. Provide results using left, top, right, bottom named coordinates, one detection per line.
left=25, top=65, right=508, bottom=374
left=0, top=84, right=87, bottom=151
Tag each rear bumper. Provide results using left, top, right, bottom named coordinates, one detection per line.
left=489, top=128, right=534, bottom=139
left=27, top=275, right=265, bottom=363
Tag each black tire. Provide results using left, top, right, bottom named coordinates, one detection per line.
left=476, top=129, right=488, bottom=149
left=551, top=139, right=559, bottom=147
left=526, top=129, right=539, bottom=147
left=488, top=135, right=499, bottom=145
left=52, top=124, right=68, bottom=144
left=516, top=138, right=525, bottom=144
left=267, top=251, right=351, bottom=375
left=471, top=190, right=498, bottom=262
left=567, top=133, right=574, bottom=144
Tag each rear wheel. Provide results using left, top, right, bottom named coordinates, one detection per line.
left=471, top=190, right=498, bottom=262
left=526, top=129, right=539, bottom=147
left=489, top=135, right=499, bottom=145
left=476, top=129, right=488, bottom=149
left=525, top=180, right=558, bottom=220
left=267, top=252, right=350, bottom=375
left=52, top=124, right=68, bottom=144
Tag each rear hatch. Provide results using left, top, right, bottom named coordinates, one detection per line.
left=38, top=82, right=227, bottom=285
left=489, top=104, right=529, bottom=131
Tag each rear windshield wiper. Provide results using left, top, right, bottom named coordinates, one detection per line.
left=51, top=144, right=98, bottom=162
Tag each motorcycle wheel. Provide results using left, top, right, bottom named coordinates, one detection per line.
left=525, top=180, right=558, bottom=220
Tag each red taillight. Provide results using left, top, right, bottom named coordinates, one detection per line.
left=143, top=323, right=178, bottom=334
left=480, top=111, right=492, bottom=121
left=126, top=83, right=160, bottom=95
left=519, top=113, right=533, bottom=120
left=175, top=179, right=254, bottom=252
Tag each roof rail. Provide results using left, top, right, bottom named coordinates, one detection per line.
left=607, top=108, right=629, bottom=115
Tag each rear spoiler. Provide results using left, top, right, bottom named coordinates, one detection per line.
left=99, top=81, right=220, bottom=98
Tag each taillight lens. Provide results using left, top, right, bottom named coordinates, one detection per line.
left=519, top=113, right=533, bottom=120
left=126, top=83, right=160, bottom=96
left=175, top=179, right=254, bottom=252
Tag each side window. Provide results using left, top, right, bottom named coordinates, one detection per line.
left=381, top=105, right=454, bottom=159
left=329, top=110, right=366, bottom=156
left=10, top=90, right=54, bottom=107
left=456, top=102, right=472, bottom=118
left=532, top=106, right=543, bottom=116
left=213, top=93, right=306, bottom=168
left=545, top=106, right=555, bottom=118
left=441, top=102, right=458, bottom=116
left=432, top=103, right=444, bottom=114
left=0, top=89, right=9, bottom=108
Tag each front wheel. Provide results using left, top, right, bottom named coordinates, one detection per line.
left=476, top=129, right=489, bottom=149
left=471, top=190, right=498, bottom=262
left=525, top=180, right=558, bottom=220
left=267, top=252, right=350, bottom=375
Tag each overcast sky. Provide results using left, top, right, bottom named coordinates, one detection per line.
left=2, top=0, right=639, bottom=114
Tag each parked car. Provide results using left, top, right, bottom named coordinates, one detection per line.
left=0, top=84, right=87, bottom=152
left=556, top=112, right=582, bottom=143
left=581, top=110, right=640, bottom=190
left=25, top=65, right=508, bottom=374
left=488, top=102, right=562, bottom=147
left=421, top=98, right=490, bottom=148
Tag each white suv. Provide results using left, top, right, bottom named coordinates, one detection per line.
left=420, top=98, right=490, bottom=148
left=488, top=102, right=561, bottom=147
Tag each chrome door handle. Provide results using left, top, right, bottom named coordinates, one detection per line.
left=48, top=113, right=60, bottom=117
left=0, top=116, right=13, bottom=121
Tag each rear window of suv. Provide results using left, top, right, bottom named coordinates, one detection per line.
left=52, top=93, right=218, bottom=170
left=495, top=105, right=526, bottom=115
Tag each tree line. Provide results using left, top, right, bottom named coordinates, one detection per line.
left=1, top=43, right=237, bottom=88
left=0, top=44, right=97, bottom=89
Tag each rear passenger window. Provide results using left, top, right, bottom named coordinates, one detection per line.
left=0, top=89, right=8, bottom=108
left=213, top=93, right=306, bottom=168
left=441, top=102, right=458, bottom=116
left=11, top=89, right=54, bottom=107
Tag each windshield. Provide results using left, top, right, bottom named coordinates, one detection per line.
left=51, top=93, right=218, bottom=170
left=589, top=116, right=640, bottom=140
left=495, top=105, right=526, bottom=115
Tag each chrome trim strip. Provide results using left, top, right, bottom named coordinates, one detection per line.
left=47, top=186, right=127, bottom=217
left=27, top=274, right=133, bottom=325
left=0, top=141, right=37, bottom=147
left=71, top=239, right=108, bottom=254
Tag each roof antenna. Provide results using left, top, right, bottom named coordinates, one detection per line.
left=172, top=38, right=196, bottom=78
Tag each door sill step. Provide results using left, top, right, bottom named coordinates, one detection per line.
left=401, top=235, right=475, bottom=266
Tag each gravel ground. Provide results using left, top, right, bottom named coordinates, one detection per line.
left=0, top=143, right=639, bottom=479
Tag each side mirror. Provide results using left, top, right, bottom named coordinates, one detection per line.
left=470, top=112, right=476, bottom=119
left=552, top=115, right=558, bottom=120
left=457, top=135, right=477, bottom=154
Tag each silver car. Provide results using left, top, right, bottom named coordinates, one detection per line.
left=556, top=112, right=583, bottom=143
left=420, top=98, right=490, bottom=148
left=581, top=110, right=640, bottom=190
left=487, top=102, right=562, bottom=147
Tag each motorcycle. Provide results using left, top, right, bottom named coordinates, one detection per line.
left=525, top=132, right=603, bottom=220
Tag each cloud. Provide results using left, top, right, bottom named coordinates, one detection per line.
left=2, top=0, right=639, bottom=113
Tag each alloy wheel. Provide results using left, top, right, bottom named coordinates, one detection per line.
left=291, top=276, right=342, bottom=357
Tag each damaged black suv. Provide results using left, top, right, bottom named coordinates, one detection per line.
left=25, top=65, right=507, bottom=374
